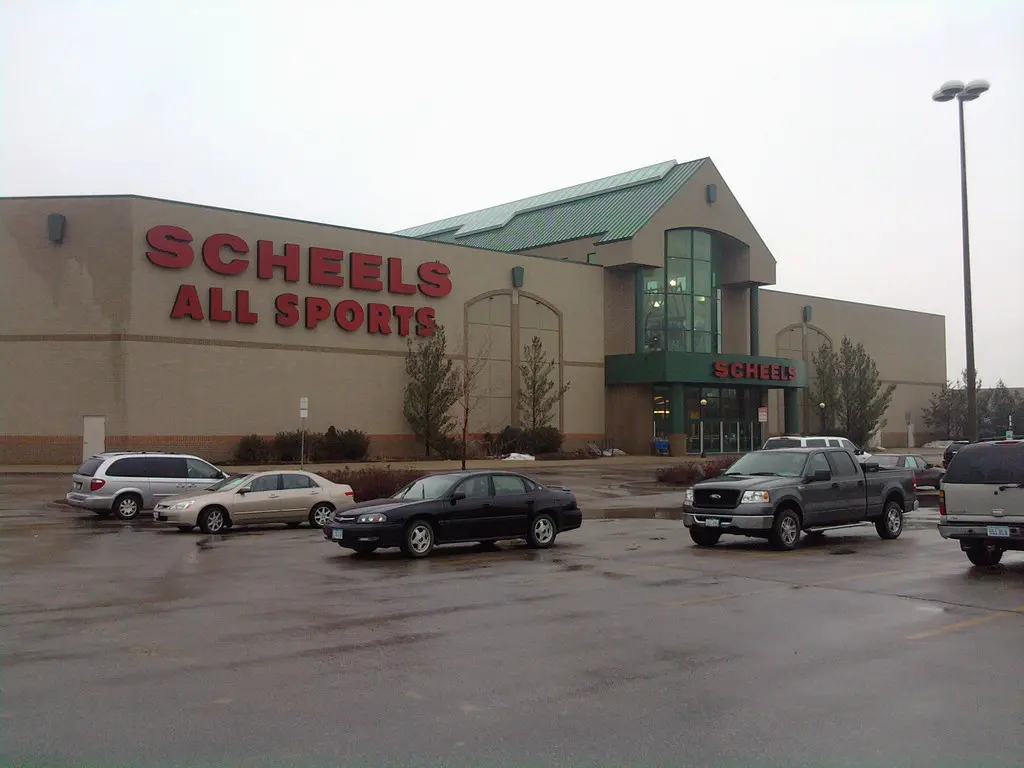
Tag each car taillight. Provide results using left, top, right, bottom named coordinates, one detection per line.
left=938, top=489, right=945, bottom=517
left=345, top=491, right=354, bottom=497
left=90, top=478, right=106, bottom=491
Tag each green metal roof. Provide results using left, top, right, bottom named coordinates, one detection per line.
left=395, top=158, right=707, bottom=252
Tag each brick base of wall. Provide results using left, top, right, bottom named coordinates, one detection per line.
left=0, top=433, right=605, bottom=465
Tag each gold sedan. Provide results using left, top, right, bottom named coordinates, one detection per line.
left=153, top=470, right=355, bottom=534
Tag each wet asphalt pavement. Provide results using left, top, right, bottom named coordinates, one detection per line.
left=2, top=478, right=1022, bottom=768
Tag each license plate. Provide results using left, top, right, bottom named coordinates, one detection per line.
left=704, top=518, right=720, bottom=528
left=74, top=482, right=82, bottom=490
left=986, top=525, right=1010, bottom=538
left=331, top=529, right=344, bottom=540
left=153, top=511, right=159, bottom=521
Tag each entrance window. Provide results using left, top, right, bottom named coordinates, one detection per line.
left=640, top=229, right=724, bottom=353
left=653, top=386, right=671, bottom=439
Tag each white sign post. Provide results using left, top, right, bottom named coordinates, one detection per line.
left=299, top=397, right=309, bottom=467
left=757, top=406, right=768, bottom=449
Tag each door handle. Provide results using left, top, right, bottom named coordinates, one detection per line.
left=269, top=493, right=279, bottom=498
left=831, top=483, right=839, bottom=489
left=856, top=480, right=864, bottom=487
left=482, top=502, right=492, bottom=508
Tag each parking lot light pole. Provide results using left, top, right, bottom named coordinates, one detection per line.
left=932, top=78, right=990, bottom=443
left=818, top=401, right=826, bottom=432
left=699, top=398, right=708, bottom=458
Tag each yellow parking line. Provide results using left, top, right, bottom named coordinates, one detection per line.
left=906, top=605, right=1024, bottom=640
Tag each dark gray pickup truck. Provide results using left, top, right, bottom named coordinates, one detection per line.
left=682, top=447, right=918, bottom=551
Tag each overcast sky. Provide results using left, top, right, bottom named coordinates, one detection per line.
left=3, top=0, right=1022, bottom=385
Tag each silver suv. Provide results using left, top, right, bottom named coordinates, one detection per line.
left=938, top=439, right=1024, bottom=566
left=66, top=452, right=229, bottom=520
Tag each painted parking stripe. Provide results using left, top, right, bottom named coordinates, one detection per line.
left=906, top=605, right=1024, bottom=640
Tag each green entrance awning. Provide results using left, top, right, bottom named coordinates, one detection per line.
left=605, top=351, right=807, bottom=389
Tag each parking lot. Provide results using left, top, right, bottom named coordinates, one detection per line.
left=2, top=473, right=1022, bottom=768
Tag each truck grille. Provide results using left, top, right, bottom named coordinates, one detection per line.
left=693, top=488, right=742, bottom=509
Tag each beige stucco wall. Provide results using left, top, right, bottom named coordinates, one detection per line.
left=1, top=196, right=606, bottom=462
left=759, top=289, right=947, bottom=445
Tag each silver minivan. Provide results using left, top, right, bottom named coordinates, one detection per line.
left=66, top=452, right=229, bottom=520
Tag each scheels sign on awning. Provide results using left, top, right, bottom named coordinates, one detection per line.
left=145, top=225, right=450, bottom=337
left=712, top=360, right=798, bottom=382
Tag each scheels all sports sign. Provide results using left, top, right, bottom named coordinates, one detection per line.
left=145, top=225, right=451, bottom=337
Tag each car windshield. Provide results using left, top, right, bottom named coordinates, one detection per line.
left=874, top=455, right=900, bottom=467
left=393, top=475, right=458, bottom=500
left=723, top=451, right=808, bottom=478
left=205, top=475, right=249, bottom=492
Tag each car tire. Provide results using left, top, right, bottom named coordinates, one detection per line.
left=526, top=513, right=557, bottom=549
left=352, top=542, right=378, bottom=555
left=689, top=527, right=721, bottom=547
left=308, top=503, right=334, bottom=528
left=769, top=508, right=801, bottom=551
left=402, top=519, right=435, bottom=558
left=965, top=545, right=1003, bottom=567
left=198, top=506, right=228, bottom=535
left=113, top=493, right=143, bottom=521
left=875, top=499, right=905, bottom=540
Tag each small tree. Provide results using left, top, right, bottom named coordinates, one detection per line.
left=403, top=324, right=458, bottom=457
left=922, top=381, right=963, bottom=439
left=453, top=341, right=491, bottom=470
left=810, top=337, right=895, bottom=447
left=518, top=336, right=570, bottom=430
left=987, top=379, right=1022, bottom=437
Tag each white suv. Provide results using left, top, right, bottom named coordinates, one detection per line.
left=761, top=436, right=873, bottom=463
left=938, top=439, right=1024, bottom=566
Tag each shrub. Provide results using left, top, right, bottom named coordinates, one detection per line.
left=316, top=426, right=371, bottom=461
left=271, top=430, right=322, bottom=463
left=521, top=426, right=563, bottom=455
left=496, top=426, right=524, bottom=454
left=656, top=456, right=740, bottom=485
left=320, top=466, right=426, bottom=502
left=435, top=436, right=462, bottom=460
left=235, top=434, right=271, bottom=463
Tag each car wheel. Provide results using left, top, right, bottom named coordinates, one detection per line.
left=875, top=499, right=904, bottom=540
left=402, top=519, right=435, bottom=558
left=113, top=493, right=142, bottom=521
left=352, top=542, right=378, bottom=555
left=308, top=503, right=334, bottom=528
left=769, top=508, right=801, bottom=551
left=527, top=513, right=557, bottom=549
left=198, top=506, right=228, bottom=535
left=689, top=527, right=721, bottom=547
left=965, top=545, right=1003, bottom=567
left=176, top=525, right=193, bottom=533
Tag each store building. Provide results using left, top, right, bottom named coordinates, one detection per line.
left=0, top=158, right=947, bottom=464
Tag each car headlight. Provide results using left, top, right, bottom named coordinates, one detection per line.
left=357, top=512, right=387, bottom=523
left=170, top=501, right=195, bottom=510
left=683, top=489, right=694, bottom=504
left=740, top=490, right=770, bottom=504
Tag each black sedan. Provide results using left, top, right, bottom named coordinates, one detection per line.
left=322, top=470, right=582, bottom=557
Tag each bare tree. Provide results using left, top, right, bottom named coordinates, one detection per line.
left=453, top=340, right=492, bottom=470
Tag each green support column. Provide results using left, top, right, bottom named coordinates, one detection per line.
left=784, top=388, right=800, bottom=435
left=749, top=284, right=760, bottom=355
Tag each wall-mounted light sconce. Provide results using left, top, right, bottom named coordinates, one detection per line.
left=47, top=213, right=67, bottom=244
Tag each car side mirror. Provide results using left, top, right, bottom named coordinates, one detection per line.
left=237, top=487, right=249, bottom=495
left=221, top=471, right=230, bottom=479
left=451, top=491, right=466, bottom=504
left=862, top=462, right=879, bottom=472
left=853, top=448, right=863, bottom=455
left=809, top=469, right=832, bottom=483
left=925, top=462, right=933, bottom=469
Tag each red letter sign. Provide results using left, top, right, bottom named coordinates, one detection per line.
left=170, top=284, right=204, bottom=320
left=147, top=225, right=194, bottom=269
left=274, top=293, right=300, bottom=327
left=202, top=233, right=249, bottom=276
left=351, top=253, right=383, bottom=291
left=417, top=262, right=452, bottom=298
left=257, top=240, right=300, bottom=282
left=309, top=247, right=345, bottom=287
left=387, top=258, right=417, bottom=295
